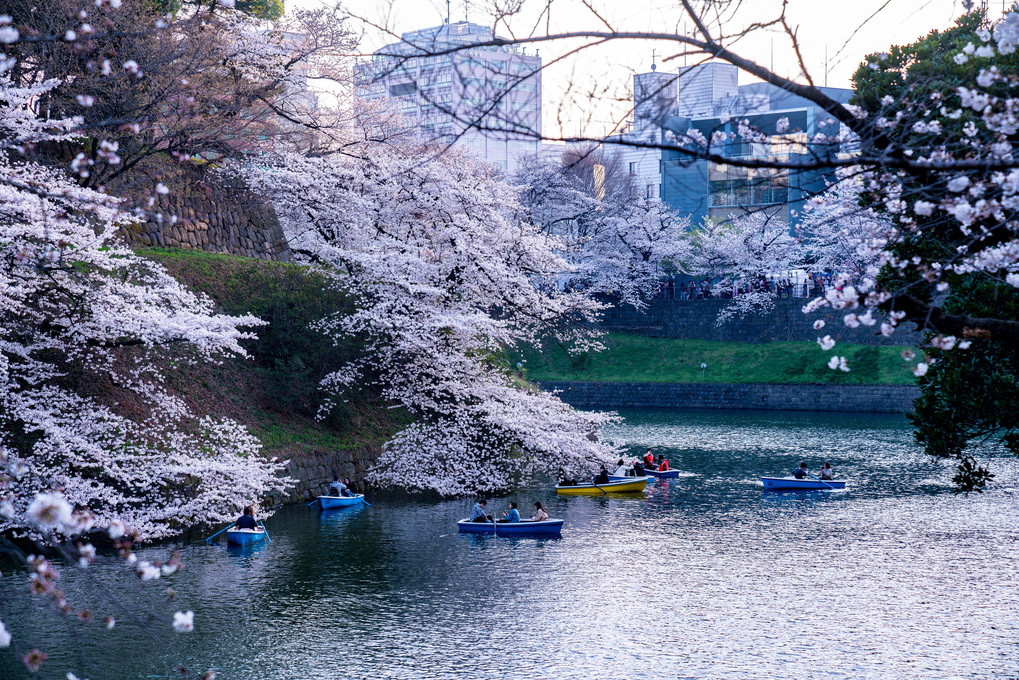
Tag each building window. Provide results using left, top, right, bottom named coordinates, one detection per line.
left=708, top=163, right=788, bottom=207
left=629, top=162, right=636, bottom=175
left=389, top=82, right=417, bottom=97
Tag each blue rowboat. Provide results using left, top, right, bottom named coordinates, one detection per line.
left=226, top=528, right=266, bottom=546
left=761, top=477, right=846, bottom=491
left=644, top=468, right=680, bottom=478
left=318, top=494, right=365, bottom=509
left=457, top=519, right=564, bottom=536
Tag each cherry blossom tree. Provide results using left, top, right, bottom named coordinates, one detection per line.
left=4, top=0, right=357, bottom=191
left=0, top=78, right=290, bottom=541
left=797, top=182, right=891, bottom=283
left=0, top=3, right=294, bottom=673
left=349, top=1, right=1019, bottom=490
left=243, top=141, right=620, bottom=495
left=681, top=211, right=803, bottom=323
left=514, top=150, right=691, bottom=308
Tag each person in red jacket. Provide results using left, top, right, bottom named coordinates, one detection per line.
left=643, top=449, right=655, bottom=468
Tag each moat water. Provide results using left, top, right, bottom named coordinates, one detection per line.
left=3, top=409, right=1018, bottom=679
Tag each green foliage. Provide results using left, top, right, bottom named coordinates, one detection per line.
left=910, top=336, right=1019, bottom=492
left=851, top=10, right=1019, bottom=489
left=141, top=248, right=400, bottom=456
left=512, top=334, right=918, bottom=386
left=149, top=0, right=283, bottom=20
left=237, top=0, right=284, bottom=21
left=851, top=13, right=984, bottom=111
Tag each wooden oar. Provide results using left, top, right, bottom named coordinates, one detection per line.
left=807, top=472, right=835, bottom=490
left=204, top=523, right=232, bottom=543
left=258, top=520, right=271, bottom=543
left=360, top=496, right=371, bottom=507
left=307, top=497, right=320, bottom=506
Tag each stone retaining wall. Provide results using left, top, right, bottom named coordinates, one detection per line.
left=264, top=446, right=383, bottom=507
left=540, top=381, right=920, bottom=414
left=118, top=170, right=292, bottom=261
left=600, top=297, right=923, bottom=346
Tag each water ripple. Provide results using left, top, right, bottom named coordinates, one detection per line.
left=3, top=410, right=1017, bottom=679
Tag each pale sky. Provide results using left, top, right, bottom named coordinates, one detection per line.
left=295, top=0, right=999, bottom=137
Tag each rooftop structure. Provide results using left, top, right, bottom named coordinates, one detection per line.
left=353, top=20, right=541, bottom=172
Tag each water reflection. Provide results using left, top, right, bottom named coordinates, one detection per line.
left=2, top=410, right=1017, bottom=679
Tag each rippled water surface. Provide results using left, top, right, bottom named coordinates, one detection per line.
left=4, top=409, right=1018, bottom=679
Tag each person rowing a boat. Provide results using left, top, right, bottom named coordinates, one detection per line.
left=469, top=499, right=492, bottom=523
left=819, top=462, right=834, bottom=480
left=593, top=466, right=611, bottom=485
left=234, top=506, right=258, bottom=530
left=557, top=468, right=578, bottom=486
left=792, top=462, right=809, bottom=479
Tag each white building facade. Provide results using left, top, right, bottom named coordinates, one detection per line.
left=354, top=21, right=541, bottom=173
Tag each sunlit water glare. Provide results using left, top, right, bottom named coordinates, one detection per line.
left=3, top=409, right=1017, bottom=679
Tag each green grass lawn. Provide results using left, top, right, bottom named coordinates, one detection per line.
left=136, top=247, right=406, bottom=458
left=512, top=333, right=919, bottom=386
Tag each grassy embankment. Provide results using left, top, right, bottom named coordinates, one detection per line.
left=140, top=248, right=407, bottom=460
left=142, top=247, right=914, bottom=465
left=512, top=333, right=918, bottom=386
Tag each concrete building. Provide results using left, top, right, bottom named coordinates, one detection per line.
left=618, top=61, right=852, bottom=226
left=353, top=20, right=541, bottom=173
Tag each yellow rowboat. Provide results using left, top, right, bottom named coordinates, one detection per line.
left=555, top=477, right=648, bottom=495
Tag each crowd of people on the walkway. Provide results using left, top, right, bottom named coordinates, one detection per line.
left=656, top=272, right=838, bottom=301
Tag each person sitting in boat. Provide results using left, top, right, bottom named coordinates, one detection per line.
left=499, top=502, right=520, bottom=523
left=593, top=466, right=611, bottom=485
left=329, top=475, right=352, bottom=497
left=819, top=462, right=834, bottom=480
left=470, top=499, right=492, bottom=522
left=532, top=501, right=548, bottom=522
left=234, top=506, right=258, bottom=530
left=557, top=468, right=578, bottom=486
left=658, top=457, right=670, bottom=472
left=792, top=462, right=809, bottom=479
left=632, top=460, right=646, bottom=477
left=613, top=458, right=629, bottom=477
left=643, top=449, right=655, bottom=468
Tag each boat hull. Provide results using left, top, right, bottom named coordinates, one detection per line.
left=457, top=519, right=564, bottom=536
left=226, top=528, right=266, bottom=545
left=761, top=477, right=846, bottom=491
left=318, top=494, right=365, bottom=509
left=644, top=468, right=680, bottom=478
left=556, top=478, right=648, bottom=495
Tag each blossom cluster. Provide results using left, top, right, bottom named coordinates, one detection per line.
left=244, top=142, right=621, bottom=494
